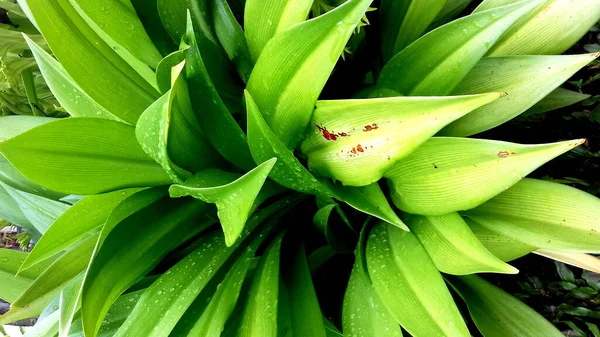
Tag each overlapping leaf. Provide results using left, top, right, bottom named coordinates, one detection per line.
left=523, top=88, right=591, bottom=117
left=465, top=217, right=535, bottom=262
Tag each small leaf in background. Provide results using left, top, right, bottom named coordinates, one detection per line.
left=386, top=138, right=583, bottom=215
left=522, top=87, right=591, bottom=117
left=404, top=212, right=518, bottom=275
left=446, top=275, right=564, bottom=337
left=313, top=203, right=356, bottom=253
left=246, top=0, right=374, bottom=149
left=169, top=158, right=277, bottom=246
left=0, top=118, right=172, bottom=194
left=377, top=0, right=543, bottom=96
left=440, top=54, right=599, bottom=136
left=555, top=261, right=576, bottom=283
left=464, top=178, right=600, bottom=252
left=367, top=222, right=470, bottom=337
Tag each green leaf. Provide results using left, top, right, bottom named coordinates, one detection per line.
left=21, top=188, right=142, bottom=272
left=23, top=36, right=119, bottom=121
left=0, top=115, right=55, bottom=142
left=0, top=249, right=55, bottom=303
left=380, top=0, right=447, bottom=62
left=367, top=222, right=470, bottom=337
left=446, top=275, right=564, bottom=337
left=243, top=0, right=313, bottom=61
left=0, top=182, right=70, bottom=235
left=22, top=310, right=59, bottom=337
left=280, top=243, right=327, bottom=337
left=246, top=0, right=374, bottom=149
left=155, top=49, right=187, bottom=95
left=523, top=88, right=591, bottom=117
left=404, top=213, right=518, bottom=275
left=136, top=61, right=222, bottom=183
left=245, top=91, right=327, bottom=195
left=377, top=0, right=543, bottom=96
left=0, top=154, right=65, bottom=201
left=129, top=0, right=177, bottom=56
left=169, top=158, right=277, bottom=246
left=23, top=0, right=159, bottom=124
left=81, top=198, right=213, bottom=337
left=440, top=54, right=599, bottom=136
left=68, top=0, right=163, bottom=68
left=184, top=252, right=253, bottom=336
left=236, top=234, right=284, bottom=337
left=476, top=0, right=600, bottom=56
left=385, top=137, right=584, bottom=215
left=183, top=15, right=254, bottom=171
left=429, top=0, right=475, bottom=29
left=0, top=118, right=172, bottom=195
left=465, top=217, right=535, bottom=262
left=212, top=0, right=254, bottom=82
left=301, top=93, right=502, bottom=186
left=0, top=183, right=37, bottom=239
left=323, top=181, right=407, bottom=230
left=313, top=203, right=355, bottom=253
left=464, top=178, right=600, bottom=252
left=58, top=274, right=83, bottom=337
left=342, top=260, right=402, bottom=337
left=157, top=0, right=217, bottom=44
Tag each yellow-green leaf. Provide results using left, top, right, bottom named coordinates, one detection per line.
left=465, top=217, right=535, bottom=262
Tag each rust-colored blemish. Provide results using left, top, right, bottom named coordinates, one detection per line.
left=315, top=124, right=350, bottom=141
left=351, top=147, right=357, bottom=154
left=497, top=151, right=516, bottom=158
left=363, top=123, right=379, bottom=132
left=356, top=144, right=364, bottom=152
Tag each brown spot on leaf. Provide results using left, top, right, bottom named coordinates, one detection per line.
left=316, top=124, right=337, bottom=141
left=351, top=147, right=357, bottom=154
left=363, top=123, right=379, bottom=132
left=357, top=144, right=364, bottom=152
left=497, top=151, right=516, bottom=158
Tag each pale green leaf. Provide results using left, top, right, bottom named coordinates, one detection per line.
left=446, top=274, right=563, bottom=337
left=404, top=213, right=518, bottom=275
left=534, top=250, right=600, bottom=274
left=81, top=198, right=213, bottom=337
left=464, top=178, right=600, bottom=252
left=22, top=310, right=59, bottom=337
left=58, top=274, right=83, bottom=337
left=475, top=0, right=600, bottom=56
left=246, top=0, right=374, bottom=148
left=523, top=88, right=591, bottom=117
left=0, top=118, right=172, bottom=195
left=23, top=0, right=159, bottom=124
left=440, top=54, right=599, bottom=136
left=21, top=188, right=143, bottom=272
left=386, top=137, right=584, bottom=215
left=367, top=222, right=470, bottom=337
left=465, top=217, right=535, bottom=262
left=377, top=0, right=544, bottom=96
left=0, top=182, right=36, bottom=238
left=245, top=91, right=327, bottom=195
left=244, top=0, right=313, bottom=61
left=0, top=115, right=55, bottom=142
left=0, top=249, right=55, bottom=303
left=380, top=0, right=447, bottom=61
left=236, top=234, right=284, bottom=337
left=342, top=260, right=402, bottom=337
left=155, top=49, right=187, bottom=94
left=301, top=93, right=502, bottom=186
left=169, top=159, right=276, bottom=246
left=183, top=18, right=254, bottom=171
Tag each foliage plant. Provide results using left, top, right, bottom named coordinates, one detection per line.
left=1, top=0, right=600, bottom=336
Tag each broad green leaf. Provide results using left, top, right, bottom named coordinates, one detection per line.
left=523, top=88, right=591, bottom=117
left=58, top=274, right=83, bottom=337
left=464, top=178, right=600, bottom=252
left=183, top=15, right=254, bottom=171
left=380, top=0, right=447, bottom=62
left=377, top=0, right=543, bottom=96
left=280, top=243, right=327, bottom=337
left=0, top=155, right=65, bottom=201
left=301, top=93, right=502, bottom=186
left=0, top=249, right=55, bottom=303
left=465, top=217, right=535, bottom=262
left=212, top=0, right=253, bottom=82
left=534, top=250, right=600, bottom=274
left=404, top=213, right=517, bottom=275
left=136, top=61, right=222, bottom=183
left=81, top=198, right=213, bottom=337
left=440, top=54, right=599, bottom=136
left=475, top=0, right=600, bottom=56
left=157, top=0, right=217, bottom=44
left=323, top=181, right=407, bottom=230
left=429, top=0, right=475, bottom=29
left=1, top=182, right=70, bottom=234
left=246, top=0, right=374, bottom=149
left=236, top=234, right=284, bottom=337
left=385, top=137, right=584, bottom=215
left=68, top=0, right=163, bottom=68
left=367, top=222, right=470, bottom=337
left=244, top=0, right=312, bottom=62
left=23, top=0, right=159, bottom=124
left=342, top=261, right=402, bottom=337
left=0, top=118, right=172, bottom=195
left=169, top=159, right=277, bottom=246
left=155, top=49, right=187, bottom=94
left=23, top=36, right=119, bottom=121
left=446, top=275, right=564, bottom=337
left=184, top=253, right=252, bottom=336
left=245, top=91, right=327, bottom=195
left=21, top=188, right=142, bottom=272
left=0, top=234, right=96, bottom=325
left=129, top=0, right=177, bottom=56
